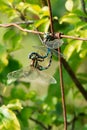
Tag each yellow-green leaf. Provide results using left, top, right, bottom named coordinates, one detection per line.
left=60, top=13, right=81, bottom=24
left=0, top=106, right=20, bottom=130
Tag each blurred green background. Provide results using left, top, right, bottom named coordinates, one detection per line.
left=0, top=0, right=87, bottom=130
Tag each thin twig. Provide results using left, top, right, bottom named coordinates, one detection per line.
left=0, top=23, right=44, bottom=35
left=58, top=48, right=67, bottom=130
left=60, top=34, right=87, bottom=41
left=61, top=58, right=87, bottom=100
left=47, top=0, right=54, bottom=34
left=0, top=23, right=87, bottom=41
left=29, top=117, right=48, bottom=130
left=47, top=0, right=67, bottom=130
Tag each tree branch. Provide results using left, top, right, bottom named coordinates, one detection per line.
left=29, top=117, right=50, bottom=130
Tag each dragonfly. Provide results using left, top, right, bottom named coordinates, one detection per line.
left=33, top=32, right=64, bottom=70
left=7, top=33, right=64, bottom=84
left=7, top=51, right=56, bottom=84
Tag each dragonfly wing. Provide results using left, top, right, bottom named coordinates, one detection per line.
left=45, top=39, right=64, bottom=49
left=7, top=65, right=56, bottom=84
left=53, top=39, right=64, bottom=49
left=39, top=71, right=57, bottom=84
left=32, top=45, right=47, bottom=52
left=7, top=66, right=39, bottom=84
left=19, top=68, right=56, bottom=84
left=7, top=68, right=25, bottom=84
left=18, top=68, right=40, bottom=82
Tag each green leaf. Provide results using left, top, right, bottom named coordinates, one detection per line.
left=83, top=124, right=87, bottom=130
left=0, top=44, right=8, bottom=71
left=79, top=41, right=87, bottom=58
left=60, top=13, right=81, bottom=24
left=11, top=87, right=26, bottom=100
left=26, top=90, right=37, bottom=100
left=3, top=29, right=22, bottom=51
left=3, top=29, right=16, bottom=40
left=39, top=6, right=49, bottom=18
left=64, top=40, right=83, bottom=60
left=20, top=107, right=33, bottom=120
left=0, top=105, right=20, bottom=130
left=79, top=49, right=87, bottom=58
left=73, top=9, right=87, bottom=17
left=34, top=18, right=50, bottom=31
left=79, top=29, right=87, bottom=38
left=26, top=4, right=41, bottom=16
left=0, top=44, right=6, bottom=56
left=7, top=99, right=22, bottom=111
left=75, top=21, right=87, bottom=31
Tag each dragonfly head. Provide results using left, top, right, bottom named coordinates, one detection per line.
left=43, top=33, right=55, bottom=43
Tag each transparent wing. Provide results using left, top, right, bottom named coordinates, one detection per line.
left=19, top=71, right=57, bottom=84
left=7, top=66, right=38, bottom=84
left=45, top=39, right=64, bottom=49
left=35, top=33, right=64, bottom=57
left=7, top=66, right=56, bottom=84
left=33, top=45, right=64, bottom=58
left=39, top=71, right=57, bottom=84
left=33, top=45, right=47, bottom=52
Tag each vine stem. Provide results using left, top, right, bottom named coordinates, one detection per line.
left=47, top=0, right=67, bottom=130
